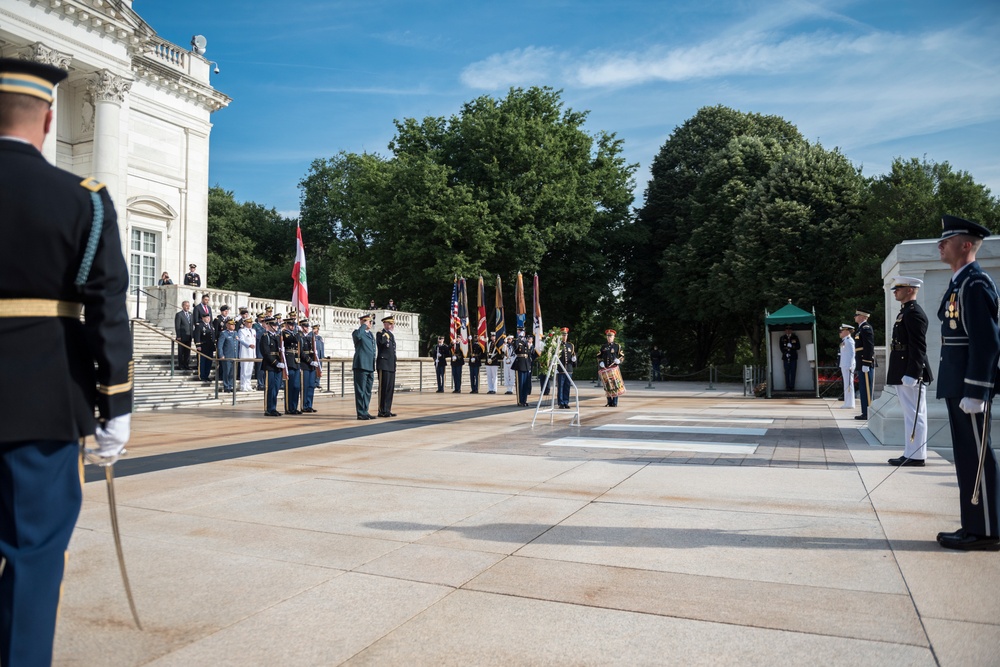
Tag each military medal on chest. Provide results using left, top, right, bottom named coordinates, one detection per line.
left=947, top=293, right=958, bottom=329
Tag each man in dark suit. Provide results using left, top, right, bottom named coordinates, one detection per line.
left=0, top=58, right=132, bottom=667
left=885, top=276, right=932, bottom=467
left=352, top=314, right=376, bottom=419
left=376, top=315, right=397, bottom=417
left=934, top=215, right=1000, bottom=551
left=194, top=293, right=212, bottom=321
left=174, top=300, right=195, bottom=370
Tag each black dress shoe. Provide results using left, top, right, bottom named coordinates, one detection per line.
left=888, top=456, right=925, bottom=467
left=303, top=408, right=317, bottom=413
left=939, top=533, right=1000, bottom=551
left=436, top=389, right=444, bottom=393
left=937, top=528, right=967, bottom=543
left=854, top=415, right=868, bottom=420
left=389, top=412, right=397, bottom=417
left=357, top=415, right=369, bottom=420
left=265, top=410, right=282, bottom=417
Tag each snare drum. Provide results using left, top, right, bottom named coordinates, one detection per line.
left=598, top=365, right=626, bottom=397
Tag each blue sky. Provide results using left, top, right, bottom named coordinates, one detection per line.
left=138, top=0, right=1000, bottom=218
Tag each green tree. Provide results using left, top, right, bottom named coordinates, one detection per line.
left=299, top=86, right=637, bottom=338
left=625, top=105, right=804, bottom=369
left=726, top=143, right=867, bottom=353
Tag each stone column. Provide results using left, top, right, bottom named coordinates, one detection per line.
left=90, top=69, right=131, bottom=203
left=18, top=43, right=72, bottom=164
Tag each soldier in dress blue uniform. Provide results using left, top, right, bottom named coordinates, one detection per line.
left=934, top=215, right=1000, bottom=551
left=853, top=309, right=877, bottom=420
left=281, top=312, right=302, bottom=414
left=376, top=315, right=398, bottom=417
left=259, top=316, right=283, bottom=416
left=779, top=326, right=800, bottom=391
left=193, top=312, right=216, bottom=381
left=299, top=318, right=319, bottom=412
left=885, top=277, right=933, bottom=467
left=598, top=329, right=624, bottom=407
left=557, top=327, right=577, bottom=409
left=468, top=338, right=484, bottom=393
left=512, top=329, right=533, bottom=406
left=0, top=58, right=133, bottom=667
left=433, top=335, right=450, bottom=392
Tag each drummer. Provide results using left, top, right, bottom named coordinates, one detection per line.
left=598, top=328, right=625, bottom=407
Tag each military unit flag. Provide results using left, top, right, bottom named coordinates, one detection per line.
left=494, top=275, right=506, bottom=338
left=532, top=273, right=543, bottom=354
left=515, top=271, right=526, bottom=330
left=477, top=276, right=488, bottom=348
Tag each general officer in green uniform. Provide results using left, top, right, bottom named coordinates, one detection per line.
left=0, top=58, right=133, bottom=667
left=376, top=315, right=397, bottom=417
left=352, top=314, right=376, bottom=419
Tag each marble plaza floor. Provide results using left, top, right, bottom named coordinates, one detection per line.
left=55, top=381, right=1000, bottom=666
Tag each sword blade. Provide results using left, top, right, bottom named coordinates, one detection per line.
left=105, top=465, right=143, bottom=630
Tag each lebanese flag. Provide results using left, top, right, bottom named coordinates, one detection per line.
left=291, top=224, right=309, bottom=318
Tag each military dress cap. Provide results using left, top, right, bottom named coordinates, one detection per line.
left=941, top=214, right=991, bottom=240
left=605, top=329, right=616, bottom=335
left=312, top=324, right=320, bottom=330
left=225, top=318, right=236, bottom=325
left=359, top=313, right=371, bottom=322
left=890, top=276, right=923, bottom=290
left=263, top=316, right=277, bottom=324
left=189, top=263, right=197, bottom=269
left=220, top=305, right=230, bottom=312
left=299, top=318, right=310, bottom=326
left=0, top=57, right=67, bottom=103
left=265, top=305, right=273, bottom=311
left=839, top=323, right=855, bottom=331
left=561, top=327, right=569, bottom=333
left=381, top=315, right=394, bottom=324
left=855, top=310, right=870, bottom=317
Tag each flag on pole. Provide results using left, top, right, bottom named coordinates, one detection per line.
left=449, top=276, right=459, bottom=346
left=532, top=272, right=543, bottom=354
left=515, top=271, right=526, bottom=331
left=458, top=277, right=470, bottom=355
left=494, top=275, right=506, bottom=339
left=477, top=276, right=487, bottom=348
left=291, top=224, right=309, bottom=318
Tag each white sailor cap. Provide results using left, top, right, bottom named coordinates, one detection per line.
left=839, top=323, right=855, bottom=331
left=890, top=276, right=923, bottom=290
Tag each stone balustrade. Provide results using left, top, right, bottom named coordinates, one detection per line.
left=142, top=285, right=422, bottom=359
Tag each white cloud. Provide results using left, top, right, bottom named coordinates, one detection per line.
left=460, top=46, right=558, bottom=90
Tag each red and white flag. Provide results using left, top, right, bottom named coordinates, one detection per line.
left=291, top=224, right=309, bottom=318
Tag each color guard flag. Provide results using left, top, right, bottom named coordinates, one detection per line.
left=477, top=276, right=487, bottom=348
left=291, top=224, right=309, bottom=318
left=458, top=277, right=470, bottom=356
left=449, top=276, right=459, bottom=345
left=532, top=272, right=543, bottom=354
left=494, top=275, right=506, bottom=338
left=515, top=271, right=526, bottom=331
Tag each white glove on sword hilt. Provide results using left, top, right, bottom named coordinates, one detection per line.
left=83, top=413, right=131, bottom=466
left=959, top=397, right=986, bottom=414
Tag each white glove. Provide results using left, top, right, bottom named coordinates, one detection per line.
left=311, top=361, right=320, bottom=367
left=615, top=358, right=623, bottom=365
left=862, top=366, right=870, bottom=373
left=84, top=414, right=131, bottom=466
left=571, top=355, right=577, bottom=363
left=960, top=397, right=986, bottom=414
left=277, top=362, right=286, bottom=369
left=599, top=362, right=605, bottom=369
left=902, top=375, right=918, bottom=387
left=451, top=356, right=456, bottom=361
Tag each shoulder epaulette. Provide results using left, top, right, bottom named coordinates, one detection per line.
left=80, top=177, right=105, bottom=192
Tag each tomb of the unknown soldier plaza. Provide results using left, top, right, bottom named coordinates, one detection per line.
left=3, top=2, right=999, bottom=666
